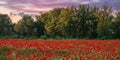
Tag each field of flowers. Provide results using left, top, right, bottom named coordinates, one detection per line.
left=0, top=40, right=120, bottom=60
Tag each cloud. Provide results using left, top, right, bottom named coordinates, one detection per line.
left=90, top=0, right=120, bottom=10
left=0, top=1, right=7, bottom=5
left=93, top=0, right=100, bottom=2
left=0, top=0, right=120, bottom=14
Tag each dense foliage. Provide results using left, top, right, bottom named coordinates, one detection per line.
left=0, top=4, right=120, bottom=39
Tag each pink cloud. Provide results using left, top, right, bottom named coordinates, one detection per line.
left=0, top=0, right=120, bottom=14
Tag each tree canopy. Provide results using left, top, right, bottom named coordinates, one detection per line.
left=0, top=4, right=120, bottom=39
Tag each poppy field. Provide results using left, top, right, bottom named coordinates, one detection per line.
left=0, top=40, right=120, bottom=60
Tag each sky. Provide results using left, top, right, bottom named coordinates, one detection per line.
left=0, top=0, right=120, bottom=23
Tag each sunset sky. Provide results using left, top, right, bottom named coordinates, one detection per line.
left=0, top=0, right=120, bottom=23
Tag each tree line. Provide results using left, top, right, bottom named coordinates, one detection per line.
left=0, top=4, right=120, bottom=39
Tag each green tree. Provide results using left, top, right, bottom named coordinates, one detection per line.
left=75, top=5, right=98, bottom=38
left=35, top=16, right=45, bottom=37
left=95, top=5, right=113, bottom=39
left=14, top=15, right=35, bottom=36
left=110, top=12, right=120, bottom=39
left=44, top=8, right=62, bottom=37
left=85, top=6, right=98, bottom=39
left=0, top=14, right=13, bottom=35
left=58, top=6, right=77, bottom=37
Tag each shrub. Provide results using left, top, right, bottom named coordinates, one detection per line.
left=40, top=35, right=49, bottom=40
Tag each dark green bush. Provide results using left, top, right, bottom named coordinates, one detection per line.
left=40, top=35, right=49, bottom=40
